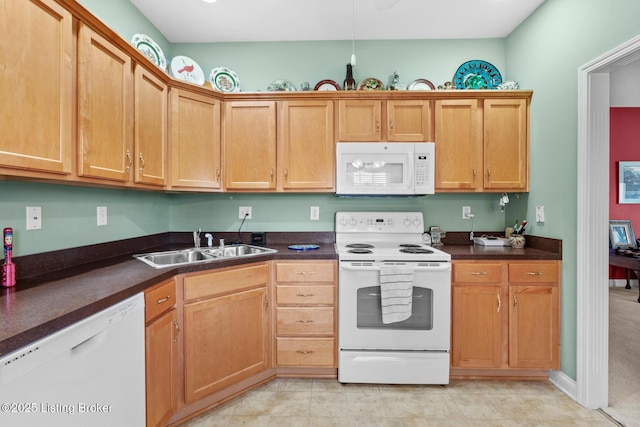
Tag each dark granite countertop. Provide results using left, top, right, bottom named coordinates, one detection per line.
left=0, top=231, right=561, bottom=356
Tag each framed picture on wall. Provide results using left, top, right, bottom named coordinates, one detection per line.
left=618, top=161, right=640, bottom=203
left=609, top=220, right=637, bottom=249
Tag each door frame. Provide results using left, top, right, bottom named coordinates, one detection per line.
left=575, top=34, right=640, bottom=409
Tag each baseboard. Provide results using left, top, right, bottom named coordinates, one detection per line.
left=609, top=279, right=638, bottom=288
left=549, top=370, right=578, bottom=402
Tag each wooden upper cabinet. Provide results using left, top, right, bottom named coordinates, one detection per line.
left=434, top=99, right=482, bottom=191
left=279, top=100, right=335, bottom=191
left=224, top=101, right=277, bottom=190
left=338, top=100, right=382, bottom=141
left=169, top=88, right=221, bottom=190
left=77, top=23, right=133, bottom=182
left=387, top=100, right=431, bottom=141
left=0, top=0, right=73, bottom=175
left=483, top=98, right=528, bottom=191
left=134, top=65, right=168, bottom=187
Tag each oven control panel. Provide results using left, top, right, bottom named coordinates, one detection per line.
left=336, top=211, right=424, bottom=233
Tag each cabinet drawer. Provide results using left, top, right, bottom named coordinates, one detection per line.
left=184, top=262, right=269, bottom=300
left=276, top=307, right=334, bottom=336
left=509, top=263, right=559, bottom=283
left=276, top=285, right=334, bottom=306
left=276, top=338, right=335, bottom=367
left=145, top=279, right=176, bottom=322
left=276, top=262, right=335, bottom=283
left=453, top=263, right=503, bottom=283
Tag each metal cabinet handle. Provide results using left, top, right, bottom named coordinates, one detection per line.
left=270, top=168, right=274, bottom=183
left=525, top=272, right=544, bottom=276
left=139, top=152, right=145, bottom=174
left=126, top=150, right=132, bottom=173
left=376, top=119, right=380, bottom=133
left=296, top=293, right=315, bottom=297
left=216, top=167, right=220, bottom=182
left=497, top=294, right=501, bottom=312
left=297, top=271, right=314, bottom=275
left=173, top=320, right=180, bottom=342
left=473, top=167, right=477, bottom=177
left=296, top=319, right=315, bottom=324
left=296, top=350, right=313, bottom=355
left=513, top=295, right=518, bottom=311
left=264, top=295, right=269, bottom=312
left=487, top=167, right=491, bottom=177
left=389, top=120, right=394, bottom=131
left=284, top=169, right=288, bottom=182
left=155, top=295, right=171, bottom=304
left=468, top=271, right=488, bottom=276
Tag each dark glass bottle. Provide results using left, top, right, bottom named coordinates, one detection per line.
left=344, top=64, right=356, bottom=90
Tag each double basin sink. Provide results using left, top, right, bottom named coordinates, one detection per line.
left=134, top=244, right=277, bottom=268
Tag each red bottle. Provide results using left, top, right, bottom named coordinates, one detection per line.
left=2, top=227, right=15, bottom=287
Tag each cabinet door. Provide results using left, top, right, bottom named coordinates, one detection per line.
left=169, top=89, right=221, bottom=189
left=224, top=101, right=276, bottom=190
left=508, top=285, right=560, bottom=369
left=77, top=24, right=133, bottom=182
left=451, top=285, right=503, bottom=368
left=483, top=98, right=528, bottom=191
left=184, top=287, right=269, bottom=403
left=134, top=65, right=167, bottom=187
left=279, top=100, right=334, bottom=190
left=145, top=308, right=178, bottom=427
left=0, top=0, right=73, bottom=175
left=387, top=100, right=431, bottom=141
left=338, top=100, right=382, bottom=141
left=434, top=99, right=482, bottom=191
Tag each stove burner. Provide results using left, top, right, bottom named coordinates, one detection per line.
left=347, top=248, right=373, bottom=254
left=346, top=243, right=374, bottom=249
left=399, top=247, right=434, bottom=254
left=399, top=244, right=421, bottom=248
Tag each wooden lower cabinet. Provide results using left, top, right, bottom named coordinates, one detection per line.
left=144, top=279, right=179, bottom=427
left=182, top=263, right=270, bottom=404
left=451, top=260, right=560, bottom=377
left=274, top=260, right=337, bottom=371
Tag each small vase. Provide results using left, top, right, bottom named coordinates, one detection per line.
left=509, top=235, right=526, bottom=249
left=344, top=64, right=356, bottom=90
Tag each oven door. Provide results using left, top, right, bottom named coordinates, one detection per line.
left=338, top=261, right=451, bottom=351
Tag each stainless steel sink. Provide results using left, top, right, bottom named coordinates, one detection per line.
left=133, top=245, right=276, bottom=268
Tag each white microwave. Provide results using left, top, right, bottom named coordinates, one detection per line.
left=336, top=142, right=435, bottom=196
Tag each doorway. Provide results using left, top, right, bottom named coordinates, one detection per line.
left=576, top=34, right=640, bottom=409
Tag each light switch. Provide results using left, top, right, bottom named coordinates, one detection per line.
left=97, top=206, right=108, bottom=226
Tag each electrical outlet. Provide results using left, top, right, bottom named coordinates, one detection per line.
left=310, top=206, right=320, bottom=220
left=536, top=205, right=545, bottom=223
left=26, top=206, right=42, bottom=230
left=462, top=206, right=472, bottom=219
left=97, top=206, right=108, bottom=226
left=239, top=206, right=252, bottom=219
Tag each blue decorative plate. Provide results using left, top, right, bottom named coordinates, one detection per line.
left=288, top=244, right=320, bottom=251
left=453, top=60, right=502, bottom=89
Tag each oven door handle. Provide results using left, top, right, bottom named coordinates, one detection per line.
left=340, top=263, right=451, bottom=272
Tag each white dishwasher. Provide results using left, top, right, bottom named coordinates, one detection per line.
left=0, top=293, right=146, bottom=427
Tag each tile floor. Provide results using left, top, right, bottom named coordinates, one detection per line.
left=180, top=378, right=619, bottom=427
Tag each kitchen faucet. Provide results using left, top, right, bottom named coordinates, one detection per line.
left=193, top=228, right=201, bottom=248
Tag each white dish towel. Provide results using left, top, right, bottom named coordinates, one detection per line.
left=379, top=265, right=414, bottom=324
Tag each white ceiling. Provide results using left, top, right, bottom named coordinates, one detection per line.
left=129, top=0, right=546, bottom=43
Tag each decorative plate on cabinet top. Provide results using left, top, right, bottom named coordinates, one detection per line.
left=357, top=78, right=384, bottom=91
left=170, top=55, right=205, bottom=85
left=314, top=79, right=341, bottom=91
left=408, top=79, right=436, bottom=90
left=267, top=80, right=296, bottom=91
left=131, top=34, right=167, bottom=70
left=453, top=60, right=502, bottom=89
left=209, top=67, right=241, bottom=92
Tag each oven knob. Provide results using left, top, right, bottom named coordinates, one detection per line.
left=349, top=218, right=357, bottom=226
left=413, top=218, right=422, bottom=227
left=339, top=216, right=348, bottom=226
left=404, top=218, right=412, bottom=227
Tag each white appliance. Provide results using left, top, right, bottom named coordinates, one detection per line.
left=336, top=142, right=435, bottom=196
left=0, top=293, right=146, bottom=427
left=336, top=211, right=452, bottom=385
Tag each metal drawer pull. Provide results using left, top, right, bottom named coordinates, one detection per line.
left=296, top=319, right=315, bottom=324
left=497, top=294, right=501, bottom=312
left=469, top=271, right=488, bottom=275
left=156, top=295, right=171, bottom=304
left=296, top=350, right=314, bottom=355
left=525, top=272, right=544, bottom=276
left=296, top=293, right=315, bottom=297
left=297, top=271, right=314, bottom=275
